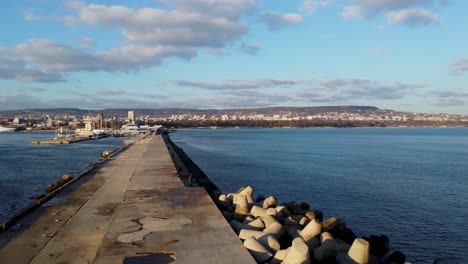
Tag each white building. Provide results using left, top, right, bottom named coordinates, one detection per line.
left=128, top=110, right=135, bottom=124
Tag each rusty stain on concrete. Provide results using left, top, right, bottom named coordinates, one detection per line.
left=95, top=203, right=119, bottom=216
left=169, top=197, right=188, bottom=206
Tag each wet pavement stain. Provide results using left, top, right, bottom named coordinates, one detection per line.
left=117, top=217, right=192, bottom=243
left=169, top=197, right=188, bottom=206
left=95, top=203, right=119, bottom=216
left=123, top=252, right=175, bottom=264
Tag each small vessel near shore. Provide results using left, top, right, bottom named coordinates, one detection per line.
left=0, top=125, right=15, bottom=132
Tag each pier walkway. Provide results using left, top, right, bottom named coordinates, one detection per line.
left=0, top=135, right=254, bottom=264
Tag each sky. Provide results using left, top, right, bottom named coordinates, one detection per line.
left=0, top=0, right=467, bottom=114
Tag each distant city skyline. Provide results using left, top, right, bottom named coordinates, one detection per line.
left=1, top=0, right=468, bottom=114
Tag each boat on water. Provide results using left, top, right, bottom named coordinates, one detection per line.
left=0, top=125, right=15, bottom=132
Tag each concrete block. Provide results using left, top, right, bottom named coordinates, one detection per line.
left=251, top=205, right=268, bottom=218
left=283, top=238, right=310, bottom=264
left=270, top=249, right=289, bottom=264
left=263, top=196, right=277, bottom=209
left=235, top=195, right=250, bottom=215
left=305, top=211, right=316, bottom=220
left=239, top=229, right=265, bottom=240
left=299, top=219, right=322, bottom=242
left=336, top=238, right=369, bottom=264
left=261, top=215, right=280, bottom=227
left=244, top=237, right=273, bottom=263
left=263, top=222, right=284, bottom=239
left=258, top=234, right=281, bottom=253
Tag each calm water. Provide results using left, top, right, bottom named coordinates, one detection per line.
left=171, top=128, right=468, bottom=264
left=0, top=132, right=123, bottom=222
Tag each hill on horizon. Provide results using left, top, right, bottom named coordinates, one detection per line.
left=0, top=106, right=382, bottom=118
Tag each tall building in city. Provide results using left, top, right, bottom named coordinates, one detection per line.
left=128, top=110, right=135, bottom=124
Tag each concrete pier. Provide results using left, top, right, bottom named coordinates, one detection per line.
left=0, top=135, right=255, bottom=264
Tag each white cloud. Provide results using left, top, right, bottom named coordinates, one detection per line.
left=0, top=39, right=195, bottom=82
left=240, top=42, right=261, bottom=55
left=171, top=78, right=312, bottom=90
left=342, top=0, right=433, bottom=19
left=341, top=0, right=443, bottom=25
left=313, top=77, right=425, bottom=100
left=387, top=8, right=438, bottom=26
left=5, top=1, right=259, bottom=82
left=434, top=98, right=465, bottom=107
left=97, top=88, right=125, bottom=96
left=71, top=37, right=96, bottom=47
left=449, top=56, right=468, bottom=75
left=301, top=0, right=331, bottom=14
left=341, top=5, right=365, bottom=19
left=65, top=1, right=250, bottom=48
left=259, top=11, right=302, bottom=30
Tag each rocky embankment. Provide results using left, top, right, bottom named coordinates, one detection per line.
left=214, top=186, right=409, bottom=264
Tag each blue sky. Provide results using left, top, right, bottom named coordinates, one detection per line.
left=1, top=0, right=467, bottom=113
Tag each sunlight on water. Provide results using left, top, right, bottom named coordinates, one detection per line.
left=172, top=128, right=468, bottom=264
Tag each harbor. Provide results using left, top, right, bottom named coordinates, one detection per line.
left=0, top=134, right=255, bottom=263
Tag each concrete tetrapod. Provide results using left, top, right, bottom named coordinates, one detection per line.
left=235, top=195, right=250, bottom=215
left=239, top=229, right=265, bottom=240
left=251, top=205, right=268, bottom=218
left=257, top=234, right=281, bottom=253
left=261, top=215, right=279, bottom=227
left=246, top=218, right=265, bottom=230
left=262, top=196, right=277, bottom=209
left=336, top=238, right=370, bottom=264
left=244, top=237, right=273, bottom=263
left=313, top=232, right=338, bottom=261
left=282, top=238, right=311, bottom=264
left=266, top=208, right=277, bottom=216
left=275, top=205, right=291, bottom=220
left=238, top=186, right=255, bottom=197
left=263, top=222, right=284, bottom=239
left=299, top=219, right=322, bottom=242
left=270, top=249, right=289, bottom=264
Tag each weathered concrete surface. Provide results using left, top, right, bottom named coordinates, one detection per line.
left=0, top=135, right=255, bottom=264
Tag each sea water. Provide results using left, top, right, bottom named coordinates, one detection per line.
left=0, top=132, right=123, bottom=223
left=171, top=128, right=468, bottom=264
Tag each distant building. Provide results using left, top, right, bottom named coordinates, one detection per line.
left=128, top=110, right=135, bottom=124
left=76, top=115, right=94, bottom=136
left=13, top=117, right=25, bottom=124
left=46, top=115, right=53, bottom=128
left=94, top=113, right=103, bottom=129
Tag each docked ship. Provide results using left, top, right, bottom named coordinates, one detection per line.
left=0, top=125, right=15, bottom=132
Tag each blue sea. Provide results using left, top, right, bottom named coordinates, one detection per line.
left=171, top=128, right=468, bottom=264
left=0, top=132, right=123, bottom=223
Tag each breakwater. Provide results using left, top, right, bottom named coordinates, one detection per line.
left=0, top=133, right=125, bottom=223
left=164, top=134, right=414, bottom=264
left=164, top=131, right=462, bottom=263
left=170, top=128, right=468, bottom=263
left=0, top=135, right=255, bottom=263
left=0, top=142, right=131, bottom=232
left=163, top=133, right=221, bottom=199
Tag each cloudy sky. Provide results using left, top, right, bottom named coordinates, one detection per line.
left=0, top=0, right=467, bottom=113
